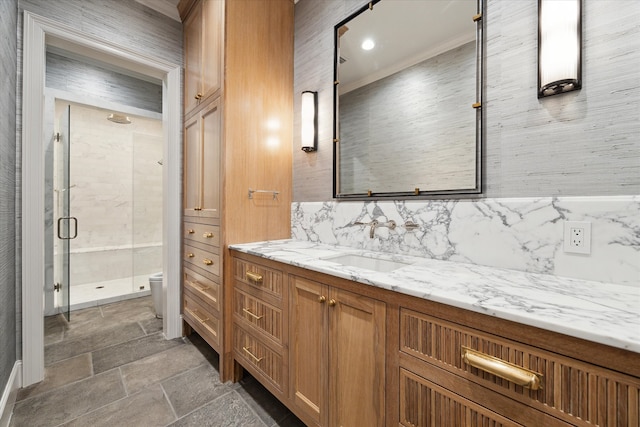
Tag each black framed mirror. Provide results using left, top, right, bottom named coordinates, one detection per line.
left=333, top=0, right=484, bottom=199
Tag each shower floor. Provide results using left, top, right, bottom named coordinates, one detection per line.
left=69, top=274, right=152, bottom=311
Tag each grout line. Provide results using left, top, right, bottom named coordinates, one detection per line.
left=159, top=382, right=179, bottom=424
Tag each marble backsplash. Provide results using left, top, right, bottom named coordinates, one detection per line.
left=291, top=196, right=639, bottom=287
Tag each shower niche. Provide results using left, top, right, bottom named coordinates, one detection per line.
left=52, top=100, right=163, bottom=311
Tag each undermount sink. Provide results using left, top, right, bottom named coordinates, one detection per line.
left=322, top=253, right=410, bottom=273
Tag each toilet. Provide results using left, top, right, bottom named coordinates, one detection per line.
left=149, top=272, right=163, bottom=318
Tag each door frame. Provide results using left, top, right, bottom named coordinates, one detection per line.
left=22, top=11, right=183, bottom=386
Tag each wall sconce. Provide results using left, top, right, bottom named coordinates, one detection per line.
left=301, top=91, right=318, bottom=152
left=538, top=0, right=582, bottom=98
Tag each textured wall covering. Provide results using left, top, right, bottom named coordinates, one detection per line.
left=293, top=0, right=640, bottom=200
left=0, top=0, right=17, bottom=401
left=46, top=52, right=163, bottom=113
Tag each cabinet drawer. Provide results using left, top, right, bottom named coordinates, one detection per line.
left=400, top=308, right=640, bottom=427
left=183, top=268, right=219, bottom=312
left=184, top=222, right=220, bottom=247
left=184, top=290, right=219, bottom=349
left=234, top=325, right=285, bottom=393
left=234, top=288, right=283, bottom=345
left=400, top=368, right=524, bottom=427
left=184, top=244, right=220, bottom=277
left=233, top=258, right=283, bottom=299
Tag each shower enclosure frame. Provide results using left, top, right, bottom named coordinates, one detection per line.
left=21, top=11, right=182, bottom=387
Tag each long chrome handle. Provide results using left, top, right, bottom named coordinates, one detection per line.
left=242, top=308, right=264, bottom=321
left=242, top=346, right=264, bottom=363
left=246, top=271, right=263, bottom=284
left=462, top=346, right=542, bottom=390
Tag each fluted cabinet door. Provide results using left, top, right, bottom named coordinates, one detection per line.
left=183, top=114, right=201, bottom=213
left=183, top=1, right=202, bottom=114
left=200, top=98, right=220, bottom=218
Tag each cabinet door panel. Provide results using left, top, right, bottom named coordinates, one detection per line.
left=329, top=287, right=385, bottom=427
left=184, top=115, right=201, bottom=212
left=201, top=99, right=220, bottom=217
left=183, top=2, right=202, bottom=113
left=201, top=0, right=223, bottom=98
left=289, top=276, right=327, bottom=427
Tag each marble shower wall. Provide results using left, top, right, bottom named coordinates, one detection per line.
left=291, top=196, right=639, bottom=287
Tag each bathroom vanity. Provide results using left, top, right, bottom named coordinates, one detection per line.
left=229, top=240, right=640, bottom=427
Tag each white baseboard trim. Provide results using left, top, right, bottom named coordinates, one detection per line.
left=0, top=361, right=22, bottom=427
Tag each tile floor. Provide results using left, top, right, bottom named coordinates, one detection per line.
left=10, top=296, right=306, bottom=427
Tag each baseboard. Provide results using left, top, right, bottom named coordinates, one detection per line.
left=0, top=361, right=22, bottom=427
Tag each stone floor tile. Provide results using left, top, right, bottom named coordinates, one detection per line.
left=44, top=314, right=65, bottom=345
left=100, top=296, right=155, bottom=322
left=61, top=384, right=176, bottom=427
left=121, top=344, right=210, bottom=394
left=10, top=369, right=125, bottom=427
left=236, top=375, right=296, bottom=427
left=17, top=353, right=92, bottom=401
left=169, top=390, right=267, bottom=427
left=184, top=333, right=219, bottom=366
left=139, top=316, right=163, bottom=335
left=45, top=321, right=145, bottom=366
left=162, top=363, right=234, bottom=418
left=92, top=332, right=182, bottom=374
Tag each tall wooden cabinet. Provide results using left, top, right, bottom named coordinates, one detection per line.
left=179, top=0, right=294, bottom=381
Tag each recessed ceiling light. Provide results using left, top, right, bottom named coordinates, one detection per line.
left=361, top=39, right=375, bottom=50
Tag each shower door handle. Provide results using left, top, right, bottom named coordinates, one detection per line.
left=57, top=217, right=78, bottom=240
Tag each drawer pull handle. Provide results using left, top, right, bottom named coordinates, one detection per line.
left=187, top=253, right=195, bottom=258
left=203, top=232, right=214, bottom=238
left=242, top=346, right=263, bottom=363
left=462, top=346, right=542, bottom=390
left=186, top=307, right=209, bottom=323
left=199, top=285, right=210, bottom=292
left=246, top=271, right=263, bottom=284
left=187, top=229, right=195, bottom=234
left=242, top=308, right=264, bottom=320
left=203, top=259, right=214, bottom=266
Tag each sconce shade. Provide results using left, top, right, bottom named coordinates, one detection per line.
left=538, top=0, right=582, bottom=98
left=301, top=91, right=318, bottom=152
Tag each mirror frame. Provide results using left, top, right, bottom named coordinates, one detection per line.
left=332, top=0, right=484, bottom=199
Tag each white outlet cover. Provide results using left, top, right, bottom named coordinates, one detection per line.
left=563, top=220, right=592, bottom=255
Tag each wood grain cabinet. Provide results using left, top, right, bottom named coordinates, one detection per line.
left=183, top=98, right=220, bottom=219
left=398, top=308, right=640, bottom=427
left=182, top=0, right=223, bottom=114
left=289, top=275, right=386, bottom=427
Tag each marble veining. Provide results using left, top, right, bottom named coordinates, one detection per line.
left=229, top=239, right=640, bottom=354
left=291, top=196, right=640, bottom=286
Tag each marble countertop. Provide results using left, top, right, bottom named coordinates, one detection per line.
left=229, top=239, right=640, bottom=354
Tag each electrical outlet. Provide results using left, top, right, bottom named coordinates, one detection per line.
left=563, top=221, right=591, bottom=255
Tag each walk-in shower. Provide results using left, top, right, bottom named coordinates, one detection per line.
left=52, top=100, right=163, bottom=312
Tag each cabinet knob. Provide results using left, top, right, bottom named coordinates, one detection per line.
left=203, top=232, right=214, bottom=238
left=203, top=258, right=213, bottom=266
left=187, top=229, right=195, bottom=234
left=328, top=299, right=336, bottom=307
left=194, top=207, right=202, bottom=211
left=195, top=93, right=203, bottom=100
left=187, top=253, right=195, bottom=258
left=318, top=295, right=326, bottom=303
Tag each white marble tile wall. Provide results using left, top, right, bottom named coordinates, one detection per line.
left=291, top=196, right=640, bottom=287
left=52, top=101, right=163, bottom=287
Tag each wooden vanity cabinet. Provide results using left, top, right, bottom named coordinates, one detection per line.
left=182, top=0, right=223, bottom=114
left=288, top=275, right=386, bottom=427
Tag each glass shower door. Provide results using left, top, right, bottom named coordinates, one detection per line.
left=55, top=105, right=73, bottom=321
